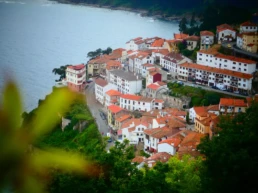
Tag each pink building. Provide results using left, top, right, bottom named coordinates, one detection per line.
left=66, top=64, right=86, bottom=92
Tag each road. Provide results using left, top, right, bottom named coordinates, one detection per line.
left=84, top=81, right=114, bottom=149
left=84, top=81, right=109, bottom=135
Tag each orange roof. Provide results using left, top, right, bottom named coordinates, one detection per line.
left=180, top=62, right=253, bottom=80
left=151, top=49, right=169, bottom=56
left=95, top=78, right=108, bottom=87
left=214, top=53, right=255, bottom=64
left=174, top=33, right=189, bottom=40
left=88, top=55, right=113, bottom=64
left=144, top=126, right=180, bottom=139
left=180, top=131, right=205, bottom=148
left=147, top=83, right=160, bottom=90
left=220, top=98, right=247, bottom=107
left=132, top=156, right=145, bottom=163
left=207, top=105, right=219, bottom=111
left=217, top=23, right=235, bottom=32
left=150, top=71, right=159, bottom=76
left=200, top=30, right=214, bottom=36
left=67, top=64, right=85, bottom=70
left=106, top=60, right=121, bottom=70
left=108, top=105, right=123, bottom=113
left=154, top=99, right=164, bottom=103
left=158, top=137, right=182, bottom=147
left=240, top=21, right=257, bottom=27
left=185, top=35, right=200, bottom=41
left=115, top=114, right=132, bottom=122
left=193, top=106, right=207, bottom=115
left=105, top=89, right=122, bottom=96
left=167, top=117, right=186, bottom=128
left=145, top=152, right=171, bottom=163
left=120, top=94, right=141, bottom=101
left=151, top=38, right=165, bottom=47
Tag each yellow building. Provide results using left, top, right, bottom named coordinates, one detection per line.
left=242, top=32, right=258, bottom=53
left=194, top=109, right=218, bottom=134
left=107, top=105, right=126, bottom=129
left=163, top=40, right=182, bottom=53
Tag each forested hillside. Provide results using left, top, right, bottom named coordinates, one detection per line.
left=56, top=0, right=258, bottom=15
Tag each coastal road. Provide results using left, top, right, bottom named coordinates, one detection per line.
left=84, top=81, right=109, bottom=136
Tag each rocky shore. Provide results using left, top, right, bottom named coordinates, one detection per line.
left=50, top=0, right=190, bottom=22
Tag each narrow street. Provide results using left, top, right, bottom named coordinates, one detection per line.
left=84, top=81, right=109, bottom=135
left=84, top=81, right=114, bottom=149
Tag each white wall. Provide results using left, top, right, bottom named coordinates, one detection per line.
left=158, top=143, right=176, bottom=155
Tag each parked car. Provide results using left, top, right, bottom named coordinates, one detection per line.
left=177, top=81, right=184, bottom=86
left=233, top=90, right=239, bottom=94
left=107, top=132, right=112, bottom=143
left=211, top=86, right=218, bottom=89
left=99, top=112, right=106, bottom=120
left=227, top=44, right=232, bottom=48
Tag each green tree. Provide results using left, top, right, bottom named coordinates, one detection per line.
left=198, top=103, right=258, bottom=193
left=179, top=17, right=187, bottom=33
left=166, top=154, right=203, bottom=193
left=52, top=65, right=70, bottom=81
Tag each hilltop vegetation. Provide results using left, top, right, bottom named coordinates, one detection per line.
left=56, top=0, right=258, bottom=17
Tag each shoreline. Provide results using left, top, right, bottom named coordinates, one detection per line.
left=50, top=0, right=186, bottom=22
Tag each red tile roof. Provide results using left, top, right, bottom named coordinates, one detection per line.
left=151, top=49, right=169, bottom=56
left=115, top=114, right=132, bottom=122
left=207, top=105, right=219, bottom=111
left=185, top=35, right=200, bottom=41
left=144, top=126, right=180, bottom=139
left=147, top=83, right=160, bottom=90
left=145, top=152, right=171, bottom=163
left=158, top=137, right=182, bottom=147
left=106, top=60, right=121, bottom=70
left=108, top=105, right=123, bottom=113
left=151, top=38, right=165, bottom=47
left=95, top=78, right=108, bottom=87
left=217, top=23, right=235, bottom=32
left=67, top=64, right=85, bottom=70
left=240, top=21, right=257, bottom=27
left=155, top=81, right=167, bottom=86
left=142, top=63, right=155, bottom=67
left=120, top=94, right=141, bottom=101
left=200, top=30, right=214, bottom=36
left=174, top=33, right=189, bottom=40
left=154, top=99, right=164, bottom=103
left=105, top=89, right=122, bottom=96
left=220, top=98, right=247, bottom=107
left=132, top=156, right=145, bottom=163
left=180, top=62, right=253, bottom=79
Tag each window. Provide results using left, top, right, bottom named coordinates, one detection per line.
left=243, top=84, right=246, bottom=87
left=244, top=69, right=247, bottom=71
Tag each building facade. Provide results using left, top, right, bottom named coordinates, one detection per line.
left=66, top=64, right=86, bottom=92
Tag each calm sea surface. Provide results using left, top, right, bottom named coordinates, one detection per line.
left=0, top=0, right=179, bottom=111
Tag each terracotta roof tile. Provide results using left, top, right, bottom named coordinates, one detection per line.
left=146, top=152, right=171, bottom=163
left=132, top=156, right=145, bottom=163
left=240, top=21, right=257, bottom=27
left=115, top=114, right=132, bottom=122
left=180, top=62, right=253, bottom=80
left=151, top=38, right=165, bottom=47
left=220, top=98, right=247, bottom=107
left=106, top=89, right=122, bottom=96
left=151, top=49, right=169, bottom=56
left=95, top=78, right=108, bottom=87
left=67, top=64, right=85, bottom=70
left=120, top=94, right=141, bottom=101
left=185, top=35, right=200, bottom=41
left=106, top=60, right=122, bottom=70
left=108, top=105, right=123, bottom=113
left=200, top=30, right=214, bottom=36
left=217, top=23, right=235, bottom=32
left=174, top=33, right=189, bottom=40
left=158, top=137, right=182, bottom=147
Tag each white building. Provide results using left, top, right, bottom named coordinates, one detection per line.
left=125, top=37, right=146, bottom=51
left=66, top=64, right=86, bottom=92
left=240, top=21, right=258, bottom=33
left=197, top=50, right=256, bottom=74
left=119, top=94, right=164, bottom=112
left=120, top=118, right=151, bottom=144
left=200, top=31, right=214, bottom=50
left=157, top=138, right=181, bottom=155
left=237, top=34, right=243, bottom=49
left=95, top=78, right=117, bottom=105
left=216, top=24, right=236, bottom=44
left=104, top=89, right=122, bottom=108
left=185, top=35, right=200, bottom=50
left=109, top=69, right=142, bottom=94
left=179, top=62, right=253, bottom=93
left=160, top=52, right=192, bottom=79
left=128, top=51, right=154, bottom=76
